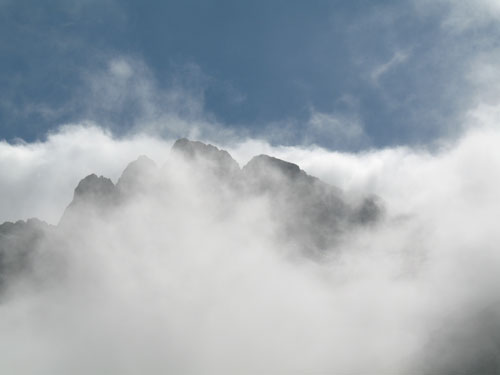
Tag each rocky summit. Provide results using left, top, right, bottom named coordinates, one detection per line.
left=0, top=139, right=383, bottom=292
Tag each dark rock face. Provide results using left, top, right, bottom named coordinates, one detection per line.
left=59, top=174, right=117, bottom=226
left=243, top=154, right=358, bottom=254
left=172, top=138, right=241, bottom=180
left=353, top=196, right=382, bottom=224
left=0, top=218, right=53, bottom=290
left=73, top=174, right=116, bottom=204
left=170, top=141, right=382, bottom=255
left=0, top=138, right=383, bottom=293
left=418, top=305, right=500, bottom=375
left=243, top=154, right=307, bottom=182
left=116, top=155, right=157, bottom=196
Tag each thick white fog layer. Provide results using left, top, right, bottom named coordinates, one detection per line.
left=1, top=121, right=500, bottom=373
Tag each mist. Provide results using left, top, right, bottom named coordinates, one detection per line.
left=1, top=122, right=500, bottom=374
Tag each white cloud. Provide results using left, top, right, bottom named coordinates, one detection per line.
left=108, top=58, right=133, bottom=80
left=0, top=124, right=173, bottom=224
left=75, top=55, right=234, bottom=143
left=1, top=116, right=499, bottom=372
left=414, top=0, right=500, bottom=32
left=261, top=108, right=369, bottom=150
left=306, top=109, right=368, bottom=147
left=442, top=0, right=500, bottom=32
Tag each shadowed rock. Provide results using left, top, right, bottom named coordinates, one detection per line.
left=59, top=174, right=117, bottom=226
left=172, top=138, right=241, bottom=180
left=0, top=218, right=53, bottom=291
left=243, top=154, right=359, bottom=254
left=61, top=140, right=382, bottom=254
left=352, top=195, right=383, bottom=224
left=243, top=154, right=305, bottom=181
left=73, top=174, right=116, bottom=204
left=0, top=138, right=384, bottom=294
left=117, top=155, right=157, bottom=196
left=418, top=304, right=500, bottom=375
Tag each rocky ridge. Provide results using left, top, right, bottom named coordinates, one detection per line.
left=0, top=138, right=383, bottom=290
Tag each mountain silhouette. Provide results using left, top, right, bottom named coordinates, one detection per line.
left=0, top=139, right=383, bottom=291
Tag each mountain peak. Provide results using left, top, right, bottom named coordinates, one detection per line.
left=116, top=155, right=157, bottom=193
left=172, top=138, right=235, bottom=163
left=243, top=154, right=306, bottom=180
left=73, top=174, right=115, bottom=202
left=171, top=138, right=240, bottom=178
left=59, top=174, right=117, bottom=226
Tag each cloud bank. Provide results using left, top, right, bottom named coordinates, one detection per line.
left=1, top=115, right=499, bottom=373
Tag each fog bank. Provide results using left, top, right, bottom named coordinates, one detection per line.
left=1, top=123, right=500, bottom=373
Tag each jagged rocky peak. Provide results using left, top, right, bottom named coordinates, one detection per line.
left=243, top=154, right=307, bottom=180
left=73, top=174, right=115, bottom=203
left=120, top=155, right=157, bottom=177
left=116, top=155, right=157, bottom=193
left=59, top=174, right=117, bottom=226
left=0, top=218, right=52, bottom=236
left=0, top=218, right=53, bottom=289
left=242, top=154, right=330, bottom=197
left=171, top=138, right=240, bottom=177
left=0, top=138, right=386, bottom=288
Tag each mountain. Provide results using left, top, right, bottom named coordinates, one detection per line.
left=243, top=154, right=380, bottom=252
left=0, top=218, right=54, bottom=291
left=172, top=138, right=240, bottom=179
left=0, top=139, right=383, bottom=292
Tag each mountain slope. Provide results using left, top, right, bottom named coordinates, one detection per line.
left=0, top=138, right=382, bottom=291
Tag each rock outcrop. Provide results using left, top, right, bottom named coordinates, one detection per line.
left=172, top=138, right=241, bottom=180
left=0, top=138, right=383, bottom=292
left=116, top=155, right=158, bottom=196
left=59, top=174, right=117, bottom=227
left=0, top=218, right=53, bottom=290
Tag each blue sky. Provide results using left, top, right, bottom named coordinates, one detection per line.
left=1, top=0, right=500, bottom=150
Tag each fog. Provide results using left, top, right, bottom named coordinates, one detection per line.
left=1, top=122, right=500, bottom=373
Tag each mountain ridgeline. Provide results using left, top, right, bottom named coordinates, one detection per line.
left=0, top=139, right=382, bottom=292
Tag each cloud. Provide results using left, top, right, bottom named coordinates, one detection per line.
left=78, top=56, right=225, bottom=140
left=305, top=109, right=369, bottom=148
left=0, top=124, right=173, bottom=224
left=261, top=106, right=369, bottom=151
left=434, top=0, right=500, bottom=32
left=1, top=113, right=500, bottom=372
left=371, top=49, right=411, bottom=85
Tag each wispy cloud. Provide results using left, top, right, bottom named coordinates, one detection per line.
left=371, top=49, right=411, bottom=85
left=433, top=0, right=500, bottom=32
left=305, top=108, right=369, bottom=148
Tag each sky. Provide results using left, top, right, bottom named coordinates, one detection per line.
left=2, top=0, right=500, bottom=150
